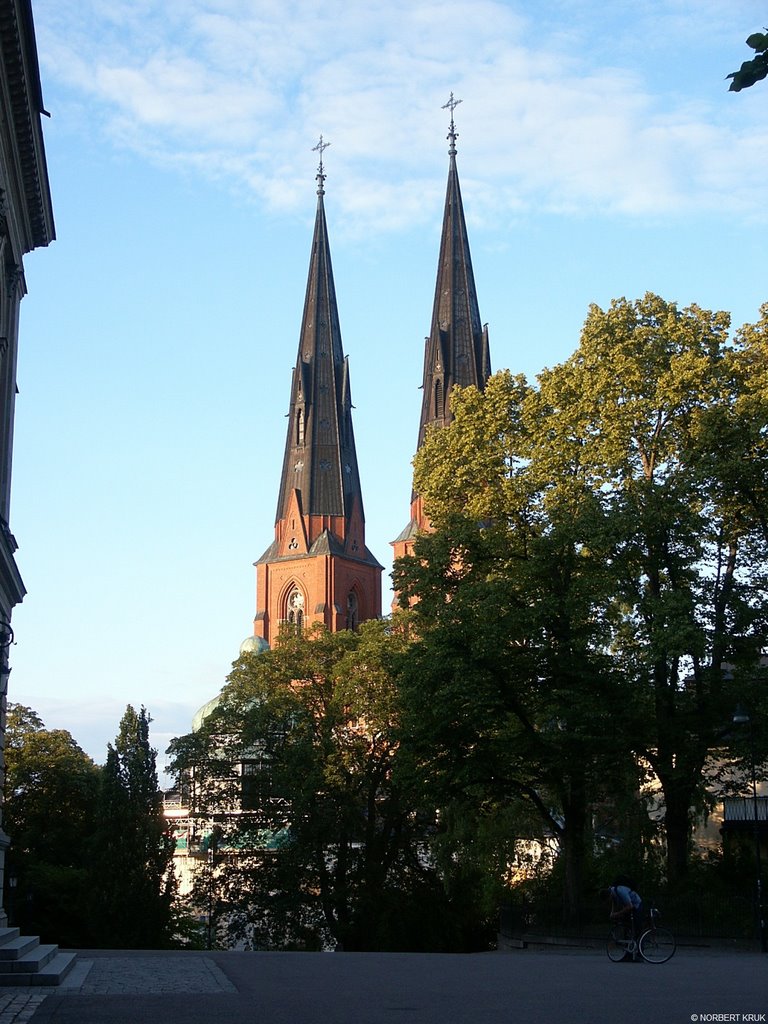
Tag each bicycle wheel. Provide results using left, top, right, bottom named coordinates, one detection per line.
left=639, top=926, right=676, bottom=963
left=607, top=927, right=631, bottom=962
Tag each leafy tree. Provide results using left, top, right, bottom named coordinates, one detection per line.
left=728, top=31, right=768, bottom=91
left=394, top=373, right=635, bottom=920
left=3, top=704, right=100, bottom=945
left=92, top=705, right=175, bottom=948
left=169, top=619, right=493, bottom=951
left=548, top=295, right=768, bottom=881
left=395, top=294, right=768, bottom=903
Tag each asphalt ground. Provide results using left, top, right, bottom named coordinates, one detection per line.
left=0, top=947, right=764, bottom=1024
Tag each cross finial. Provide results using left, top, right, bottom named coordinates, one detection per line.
left=442, top=92, right=462, bottom=155
left=312, top=135, right=330, bottom=195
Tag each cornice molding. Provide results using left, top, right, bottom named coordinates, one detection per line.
left=0, top=0, right=54, bottom=251
left=0, top=514, right=24, bottom=614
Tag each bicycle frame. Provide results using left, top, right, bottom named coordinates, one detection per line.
left=607, top=907, right=676, bottom=964
left=606, top=920, right=640, bottom=961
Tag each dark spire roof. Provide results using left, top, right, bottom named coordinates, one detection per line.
left=274, top=148, right=365, bottom=526
left=416, top=97, right=490, bottom=454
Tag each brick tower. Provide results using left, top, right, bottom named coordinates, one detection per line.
left=254, top=140, right=382, bottom=644
left=392, top=96, right=491, bottom=568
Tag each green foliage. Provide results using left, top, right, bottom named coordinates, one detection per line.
left=396, top=376, right=638, bottom=918
left=3, top=704, right=101, bottom=946
left=92, top=706, right=175, bottom=948
left=565, top=297, right=768, bottom=880
left=395, top=294, right=768, bottom=910
left=4, top=703, right=185, bottom=947
left=169, top=620, right=494, bottom=951
left=728, top=31, right=768, bottom=91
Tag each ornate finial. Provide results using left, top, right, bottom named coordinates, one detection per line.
left=312, top=135, right=330, bottom=195
left=442, top=92, right=462, bottom=155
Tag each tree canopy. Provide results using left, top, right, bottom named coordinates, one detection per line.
left=3, top=704, right=101, bottom=945
left=394, top=293, right=768, bottom=906
left=4, top=703, right=180, bottom=948
left=169, top=619, right=498, bottom=950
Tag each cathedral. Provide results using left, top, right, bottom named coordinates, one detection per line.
left=171, top=96, right=494, bottom=900
left=252, top=96, right=491, bottom=640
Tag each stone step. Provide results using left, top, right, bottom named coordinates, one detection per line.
left=0, top=928, right=20, bottom=949
left=0, top=951, right=77, bottom=986
left=0, top=931, right=79, bottom=987
left=0, top=935, right=39, bottom=960
left=3, top=944, right=58, bottom=974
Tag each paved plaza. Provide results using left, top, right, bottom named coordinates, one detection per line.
left=0, top=947, right=763, bottom=1024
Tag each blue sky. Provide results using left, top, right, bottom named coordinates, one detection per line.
left=9, top=0, right=768, bottom=775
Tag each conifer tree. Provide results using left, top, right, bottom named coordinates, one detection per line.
left=93, top=705, right=174, bottom=948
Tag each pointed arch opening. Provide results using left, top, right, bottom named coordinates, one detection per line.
left=284, top=586, right=305, bottom=631
left=296, top=408, right=305, bottom=446
left=345, top=589, right=359, bottom=631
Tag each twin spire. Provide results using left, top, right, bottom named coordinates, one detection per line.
left=256, top=96, right=490, bottom=636
left=281, top=94, right=490, bottom=530
left=278, top=92, right=487, bottom=528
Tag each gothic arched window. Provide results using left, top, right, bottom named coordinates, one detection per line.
left=346, top=590, right=359, bottom=631
left=287, top=588, right=304, bottom=630
left=296, top=408, right=305, bottom=446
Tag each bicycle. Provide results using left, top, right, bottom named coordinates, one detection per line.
left=606, top=907, right=676, bottom=964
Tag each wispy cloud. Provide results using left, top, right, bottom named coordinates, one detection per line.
left=33, top=0, right=768, bottom=227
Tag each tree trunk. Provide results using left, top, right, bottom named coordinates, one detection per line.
left=561, top=773, right=587, bottom=923
left=661, top=782, right=692, bottom=883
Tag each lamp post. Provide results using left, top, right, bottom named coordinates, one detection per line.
left=732, top=705, right=766, bottom=952
left=6, top=873, right=15, bottom=928
left=206, top=826, right=222, bottom=950
left=207, top=846, right=214, bottom=951
left=0, top=624, right=13, bottom=930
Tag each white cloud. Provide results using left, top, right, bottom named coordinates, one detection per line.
left=32, top=0, right=768, bottom=227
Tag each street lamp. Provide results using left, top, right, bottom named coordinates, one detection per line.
left=732, top=705, right=766, bottom=953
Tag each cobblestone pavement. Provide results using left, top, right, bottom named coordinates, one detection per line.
left=0, top=994, right=47, bottom=1024
left=58, top=956, right=236, bottom=995
left=0, top=956, right=235, bottom=1023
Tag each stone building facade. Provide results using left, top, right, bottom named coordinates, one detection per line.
left=0, top=0, right=54, bottom=926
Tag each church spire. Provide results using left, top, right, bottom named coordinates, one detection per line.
left=273, top=137, right=364, bottom=526
left=254, top=140, right=382, bottom=643
left=416, top=94, right=491, bottom=455
left=392, top=97, right=492, bottom=574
